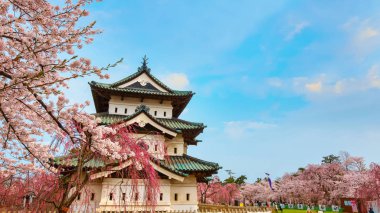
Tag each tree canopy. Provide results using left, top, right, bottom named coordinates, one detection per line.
left=0, top=0, right=158, bottom=211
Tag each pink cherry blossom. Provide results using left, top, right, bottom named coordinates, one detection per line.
left=0, top=0, right=158, bottom=211
left=198, top=176, right=241, bottom=205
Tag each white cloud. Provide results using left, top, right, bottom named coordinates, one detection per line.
left=342, top=17, right=380, bottom=59
left=267, top=78, right=283, bottom=88
left=286, top=65, right=380, bottom=98
left=291, top=76, right=325, bottom=95
left=224, top=120, right=277, bottom=139
left=367, top=65, right=380, bottom=88
left=162, top=73, right=190, bottom=90
left=334, top=81, right=344, bottom=94
left=285, top=21, right=309, bottom=41
left=305, top=81, right=322, bottom=93
left=359, top=27, right=379, bottom=39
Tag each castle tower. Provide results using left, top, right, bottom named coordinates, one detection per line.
left=58, top=57, right=220, bottom=212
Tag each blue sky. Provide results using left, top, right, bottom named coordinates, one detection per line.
left=67, top=0, right=380, bottom=181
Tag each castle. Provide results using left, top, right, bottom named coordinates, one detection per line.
left=57, top=57, right=220, bottom=212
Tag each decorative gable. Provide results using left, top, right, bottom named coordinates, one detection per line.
left=118, top=109, right=177, bottom=138
left=90, top=159, right=186, bottom=182
left=117, top=72, right=169, bottom=92
left=126, top=81, right=161, bottom=91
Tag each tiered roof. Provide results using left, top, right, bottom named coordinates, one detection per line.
left=53, top=57, right=220, bottom=179
left=94, top=110, right=205, bottom=145
left=52, top=154, right=220, bottom=178
left=89, top=57, right=194, bottom=118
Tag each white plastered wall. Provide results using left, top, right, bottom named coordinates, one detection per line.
left=94, top=177, right=197, bottom=212
left=130, top=134, right=166, bottom=160
left=70, top=175, right=198, bottom=212
left=97, top=178, right=172, bottom=211
left=69, top=181, right=102, bottom=213
left=166, top=134, right=186, bottom=156
left=169, top=175, right=198, bottom=211
left=109, top=96, right=173, bottom=118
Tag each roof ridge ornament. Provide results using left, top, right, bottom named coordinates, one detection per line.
left=137, top=55, right=151, bottom=73
left=135, top=104, right=150, bottom=113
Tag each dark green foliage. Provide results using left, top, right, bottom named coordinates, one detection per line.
left=223, top=174, right=247, bottom=185
left=322, top=154, right=340, bottom=164
left=234, top=175, right=247, bottom=185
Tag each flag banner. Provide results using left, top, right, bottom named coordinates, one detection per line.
left=319, top=205, right=326, bottom=211
left=268, top=177, right=274, bottom=191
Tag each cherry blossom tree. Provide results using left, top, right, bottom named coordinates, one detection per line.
left=241, top=181, right=276, bottom=205
left=198, top=176, right=241, bottom=205
left=245, top=153, right=376, bottom=206
left=355, top=163, right=380, bottom=200
left=340, top=151, right=366, bottom=172
left=198, top=176, right=221, bottom=204
left=0, top=0, right=158, bottom=211
left=275, top=162, right=349, bottom=205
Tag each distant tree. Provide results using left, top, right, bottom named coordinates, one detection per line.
left=356, top=163, right=380, bottom=200
left=322, top=154, right=340, bottom=164
left=198, top=176, right=221, bottom=204
left=235, top=175, right=247, bottom=185
left=198, top=176, right=241, bottom=205
left=223, top=173, right=247, bottom=185
left=238, top=153, right=376, bottom=205
left=340, top=151, right=366, bottom=171
left=224, top=176, right=236, bottom=184
left=225, top=170, right=235, bottom=178
left=298, top=167, right=305, bottom=173
left=241, top=181, right=276, bottom=204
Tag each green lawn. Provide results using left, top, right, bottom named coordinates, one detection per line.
left=281, top=209, right=337, bottom=213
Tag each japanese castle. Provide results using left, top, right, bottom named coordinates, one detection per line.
left=64, top=57, right=220, bottom=212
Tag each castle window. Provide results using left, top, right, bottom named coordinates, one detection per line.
left=174, top=147, right=177, bottom=154
left=186, top=193, right=190, bottom=201
left=164, top=111, right=166, bottom=117
left=109, top=193, right=113, bottom=200
left=124, top=108, right=128, bottom=114
left=135, top=192, right=139, bottom=201
left=114, top=107, right=118, bottom=113
left=77, top=193, right=81, bottom=200
left=91, top=193, right=95, bottom=201
left=122, top=193, right=126, bottom=201
left=154, top=111, right=157, bottom=116
left=155, top=145, right=158, bottom=151
left=160, top=193, right=163, bottom=201
left=174, top=193, right=178, bottom=201
left=121, top=96, right=124, bottom=101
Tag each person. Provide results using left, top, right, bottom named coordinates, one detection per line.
left=307, top=205, right=311, bottom=213
left=275, top=203, right=279, bottom=213
left=369, top=207, right=374, bottom=213
left=279, top=203, right=283, bottom=213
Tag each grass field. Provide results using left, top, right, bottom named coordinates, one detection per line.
left=281, top=209, right=338, bottom=213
